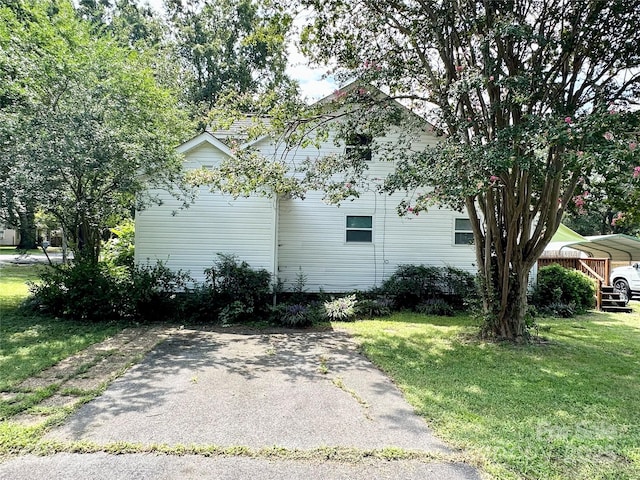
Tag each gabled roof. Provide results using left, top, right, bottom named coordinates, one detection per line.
left=176, top=131, right=237, bottom=158
left=177, top=81, right=438, bottom=154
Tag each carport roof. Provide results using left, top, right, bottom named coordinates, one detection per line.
left=546, top=225, right=640, bottom=262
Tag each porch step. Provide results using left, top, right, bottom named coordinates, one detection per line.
left=600, top=286, right=632, bottom=313
left=601, top=305, right=633, bottom=313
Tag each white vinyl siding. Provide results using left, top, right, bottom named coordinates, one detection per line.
left=135, top=142, right=276, bottom=283
left=277, top=190, right=476, bottom=292
left=136, top=113, right=476, bottom=293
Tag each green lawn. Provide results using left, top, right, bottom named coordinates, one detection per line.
left=0, top=246, right=40, bottom=256
left=0, top=246, right=62, bottom=256
left=0, top=264, right=122, bottom=394
left=337, top=309, right=640, bottom=480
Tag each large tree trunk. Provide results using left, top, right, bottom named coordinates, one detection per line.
left=480, top=263, right=531, bottom=341
left=17, top=208, right=37, bottom=250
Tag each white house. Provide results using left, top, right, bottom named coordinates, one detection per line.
left=135, top=87, right=477, bottom=292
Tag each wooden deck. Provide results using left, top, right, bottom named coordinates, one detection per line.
left=537, top=257, right=629, bottom=312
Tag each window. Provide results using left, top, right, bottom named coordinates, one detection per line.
left=454, top=218, right=474, bottom=245
left=346, top=215, right=373, bottom=243
left=345, top=133, right=373, bottom=161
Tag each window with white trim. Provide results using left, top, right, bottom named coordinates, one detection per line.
left=345, top=133, right=373, bottom=161
left=346, top=215, right=373, bottom=243
left=454, top=218, right=474, bottom=245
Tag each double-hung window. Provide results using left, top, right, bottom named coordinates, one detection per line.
left=454, top=218, right=475, bottom=245
left=346, top=215, right=373, bottom=243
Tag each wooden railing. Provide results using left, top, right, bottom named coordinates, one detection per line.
left=537, top=257, right=610, bottom=310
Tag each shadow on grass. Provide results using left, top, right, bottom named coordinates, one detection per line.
left=348, top=312, right=640, bottom=479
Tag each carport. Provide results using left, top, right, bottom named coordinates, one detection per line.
left=541, top=225, right=640, bottom=311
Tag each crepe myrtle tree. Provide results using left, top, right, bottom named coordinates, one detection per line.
left=287, top=0, right=640, bottom=341
left=186, top=1, right=640, bottom=340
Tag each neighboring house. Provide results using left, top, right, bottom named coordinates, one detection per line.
left=135, top=86, right=476, bottom=292
left=0, top=224, right=19, bottom=246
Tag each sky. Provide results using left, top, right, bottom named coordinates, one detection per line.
left=143, top=0, right=336, bottom=102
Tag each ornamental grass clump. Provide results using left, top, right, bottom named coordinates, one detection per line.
left=324, top=294, right=357, bottom=321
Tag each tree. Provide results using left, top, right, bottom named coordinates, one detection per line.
left=293, top=0, right=640, bottom=340
left=0, top=0, right=192, bottom=262
left=165, top=0, right=297, bottom=118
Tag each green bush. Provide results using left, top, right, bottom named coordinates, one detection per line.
left=416, top=298, right=456, bottom=316
left=532, top=264, right=596, bottom=315
left=380, top=264, right=477, bottom=311
left=26, top=259, right=190, bottom=322
left=203, top=254, right=272, bottom=322
left=272, top=303, right=322, bottom=327
left=102, top=220, right=135, bottom=269
left=125, top=262, right=191, bottom=321
left=355, top=297, right=392, bottom=318
left=27, top=261, right=121, bottom=321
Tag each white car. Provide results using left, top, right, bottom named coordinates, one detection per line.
left=611, top=263, right=640, bottom=302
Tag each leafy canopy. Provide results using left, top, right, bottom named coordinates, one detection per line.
left=0, top=0, right=192, bottom=261
left=294, top=0, right=640, bottom=339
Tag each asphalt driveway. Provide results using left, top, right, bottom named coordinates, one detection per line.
left=0, top=329, right=482, bottom=479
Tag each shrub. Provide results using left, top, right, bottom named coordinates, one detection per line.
left=204, top=254, right=272, bottom=321
left=381, top=265, right=441, bottom=309
left=324, top=294, right=357, bottom=321
left=27, top=260, right=122, bottom=321
left=102, top=220, right=135, bottom=269
left=275, top=303, right=319, bottom=327
left=125, top=262, right=191, bottom=321
left=439, top=266, right=478, bottom=309
left=26, top=259, right=190, bottom=322
left=355, top=297, right=392, bottom=318
left=219, top=301, right=251, bottom=325
left=416, top=298, right=456, bottom=316
left=380, top=264, right=477, bottom=311
left=532, top=264, right=596, bottom=316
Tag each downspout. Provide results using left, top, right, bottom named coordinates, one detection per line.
left=272, top=195, right=279, bottom=306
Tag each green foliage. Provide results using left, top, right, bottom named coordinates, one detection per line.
left=324, top=294, right=357, bottom=321
left=532, top=264, right=596, bottom=316
left=272, top=303, right=319, bottom=327
left=126, top=262, right=191, bottom=321
left=102, top=220, right=136, bottom=269
left=416, top=298, right=456, bottom=317
left=0, top=0, right=192, bottom=262
left=354, top=297, right=392, bottom=318
left=27, top=261, right=122, bottom=321
left=218, top=300, right=252, bottom=325
left=26, top=259, right=190, bottom=322
left=380, top=264, right=477, bottom=311
left=165, top=0, right=296, bottom=114
left=204, top=254, right=272, bottom=320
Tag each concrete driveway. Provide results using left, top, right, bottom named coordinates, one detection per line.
left=0, top=329, right=482, bottom=480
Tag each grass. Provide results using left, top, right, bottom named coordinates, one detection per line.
left=0, top=264, right=122, bottom=393
left=0, top=246, right=39, bottom=256
left=0, top=246, right=62, bottom=256
left=2, top=263, right=638, bottom=478
left=337, top=308, right=640, bottom=480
